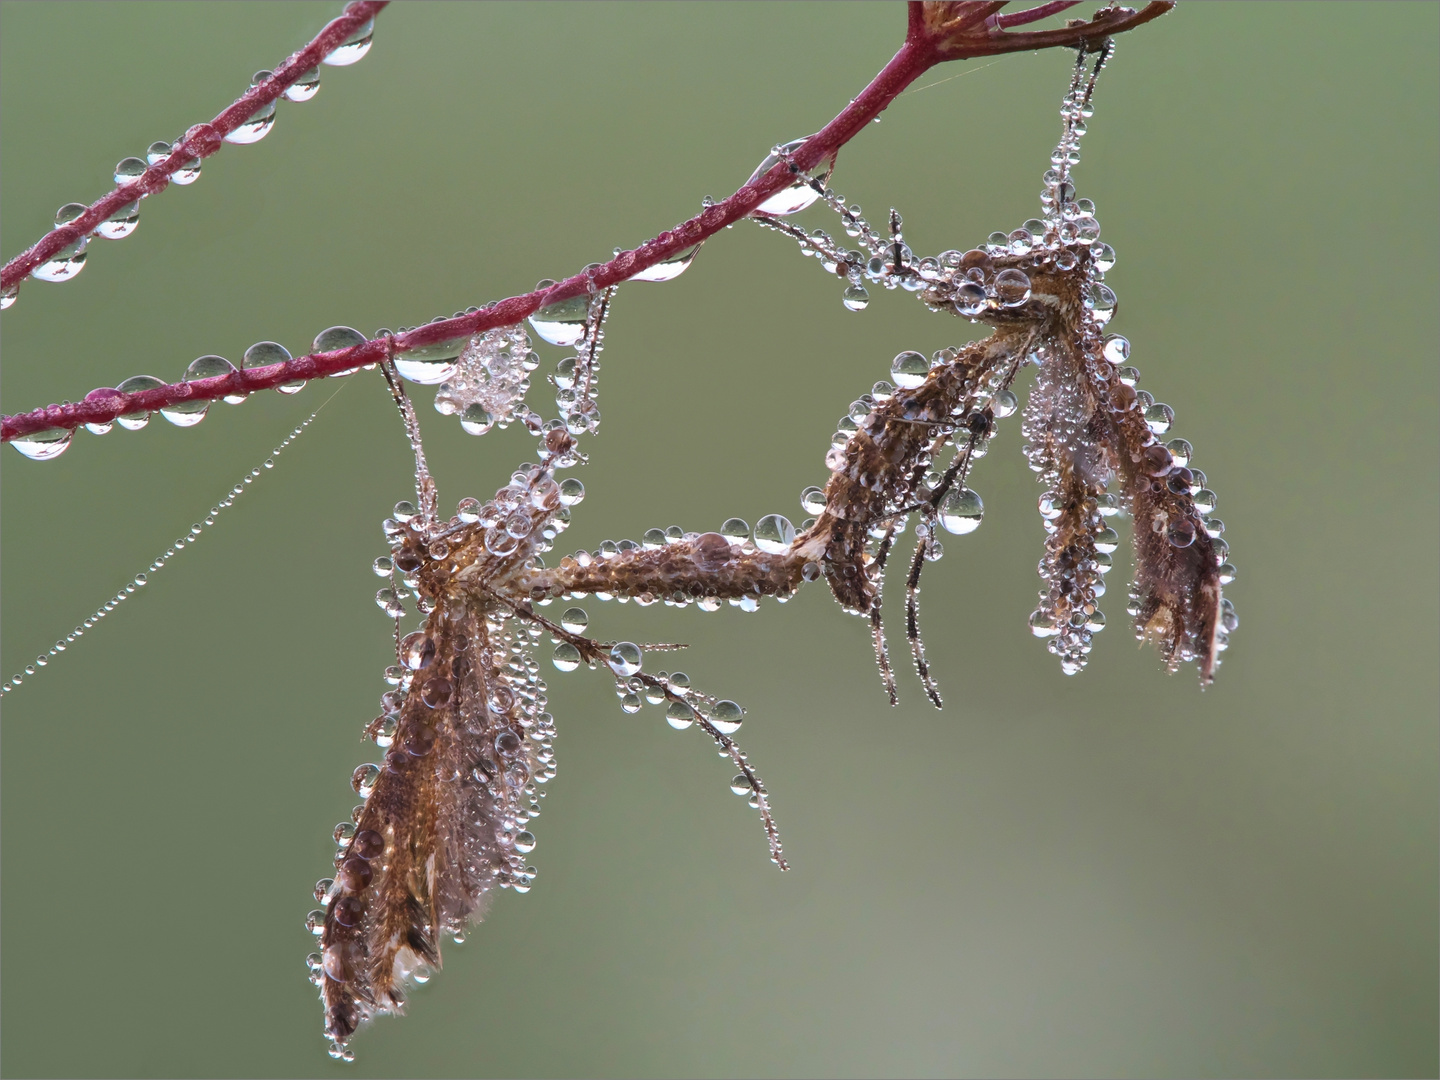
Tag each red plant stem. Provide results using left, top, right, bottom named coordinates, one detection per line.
left=0, top=1, right=389, bottom=296
left=2, top=1, right=1171, bottom=444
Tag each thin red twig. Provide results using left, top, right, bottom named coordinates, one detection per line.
left=0, top=1, right=389, bottom=296
left=2, top=1, right=1172, bottom=444
left=998, top=2, right=1083, bottom=29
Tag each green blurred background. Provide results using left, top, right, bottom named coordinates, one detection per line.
left=2, top=3, right=1436, bottom=1077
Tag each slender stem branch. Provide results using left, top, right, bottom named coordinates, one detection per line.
left=1, top=1, right=1172, bottom=444
left=998, top=2, right=1082, bottom=29
left=0, top=1, right=389, bottom=296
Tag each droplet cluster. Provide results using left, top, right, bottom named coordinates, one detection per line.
left=431, top=325, right=538, bottom=435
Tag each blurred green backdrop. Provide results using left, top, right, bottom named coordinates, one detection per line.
left=2, top=3, right=1436, bottom=1077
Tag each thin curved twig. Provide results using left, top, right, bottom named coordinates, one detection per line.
left=0, top=1, right=390, bottom=297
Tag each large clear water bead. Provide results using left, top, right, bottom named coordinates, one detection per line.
left=324, top=19, right=374, bottom=66
left=746, top=136, right=834, bottom=216
left=10, top=427, right=74, bottom=461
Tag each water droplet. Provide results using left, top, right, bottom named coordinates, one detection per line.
left=720, top=518, right=750, bottom=544
left=1192, top=489, right=1217, bottom=515
left=1092, top=242, right=1116, bottom=272
left=628, top=243, right=701, bottom=282
left=485, top=528, right=520, bottom=556
left=938, top=487, right=984, bottom=535
left=514, top=830, right=537, bottom=854
left=242, top=340, right=303, bottom=394
left=986, top=231, right=1010, bottom=255
left=1087, top=282, right=1118, bottom=324
left=189, top=353, right=238, bottom=389
left=552, top=643, right=581, bottom=672
left=111, top=157, right=147, bottom=188
left=324, top=18, right=374, bottom=66
left=420, top=676, right=452, bottom=709
left=1029, top=610, right=1059, bottom=637
left=711, top=700, right=743, bottom=734
left=1094, top=527, right=1120, bottom=554
left=1165, top=439, right=1192, bottom=468
left=607, top=641, right=642, bottom=677
left=456, top=497, right=482, bottom=523
left=375, top=587, right=403, bottom=616
left=313, top=325, right=366, bottom=358
left=665, top=701, right=694, bottom=730
left=890, top=350, right=929, bottom=389
left=1144, top=402, right=1174, bottom=435
left=160, top=392, right=209, bottom=427
left=284, top=66, right=320, bottom=102
left=1074, top=215, right=1101, bottom=245
left=113, top=374, right=166, bottom=430
left=1100, top=335, right=1130, bottom=365
left=224, top=76, right=276, bottom=144
left=32, top=204, right=89, bottom=281
left=94, top=198, right=140, bottom=240
left=955, top=281, right=988, bottom=316
left=10, top=427, right=73, bottom=461
left=1167, top=519, right=1196, bottom=548
left=351, top=763, right=380, bottom=797
left=558, top=478, right=585, bottom=506
left=842, top=284, right=870, bottom=311
left=1218, top=562, right=1237, bottom=585
left=754, top=514, right=795, bottom=554
left=1008, top=228, right=1033, bottom=255
left=730, top=774, right=754, bottom=796
left=242, top=340, right=290, bottom=373
left=1, top=281, right=18, bottom=309
left=993, top=389, right=1018, bottom=418
left=528, top=294, right=589, bottom=347
left=800, top=486, right=827, bottom=515
left=371, top=715, right=398, bottom=747
left=393, top=500, right=417, bottom=521
left=400, top=631, right=434, bottom=671
left=621, top=693, right=643, bottom=713
left=747, top=137, right=834, bottom=216
left=393, top=334, right=465, bottom=384
left=560, top=608, right=589, bottom=633
left=457, top=403, right=494, bottom=436
left=994, top=268, right=1032, bottom=307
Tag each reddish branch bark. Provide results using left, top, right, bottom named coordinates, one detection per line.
left=2, top=1, right=1172, bottom=444
left=0, top=1, right=389, bottom=301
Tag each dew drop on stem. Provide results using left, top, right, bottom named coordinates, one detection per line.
left=9, top=427, right=73, bottom=461
left=224, top=73, right=277, bottom=144
left=323, top=19, right=374, bottom=66
left=113, top=374, right=166, bottom=430
left=627, top=243, right=701, bottom=282
left=747, top=137, right=834, bottom=216
left=938, top=487, right=984, bottom=535
left=284, top=67, right=320, bottom=102
left=528, top=292, right=590, bottom=347
left=31, top=204, right=89, bottom=282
